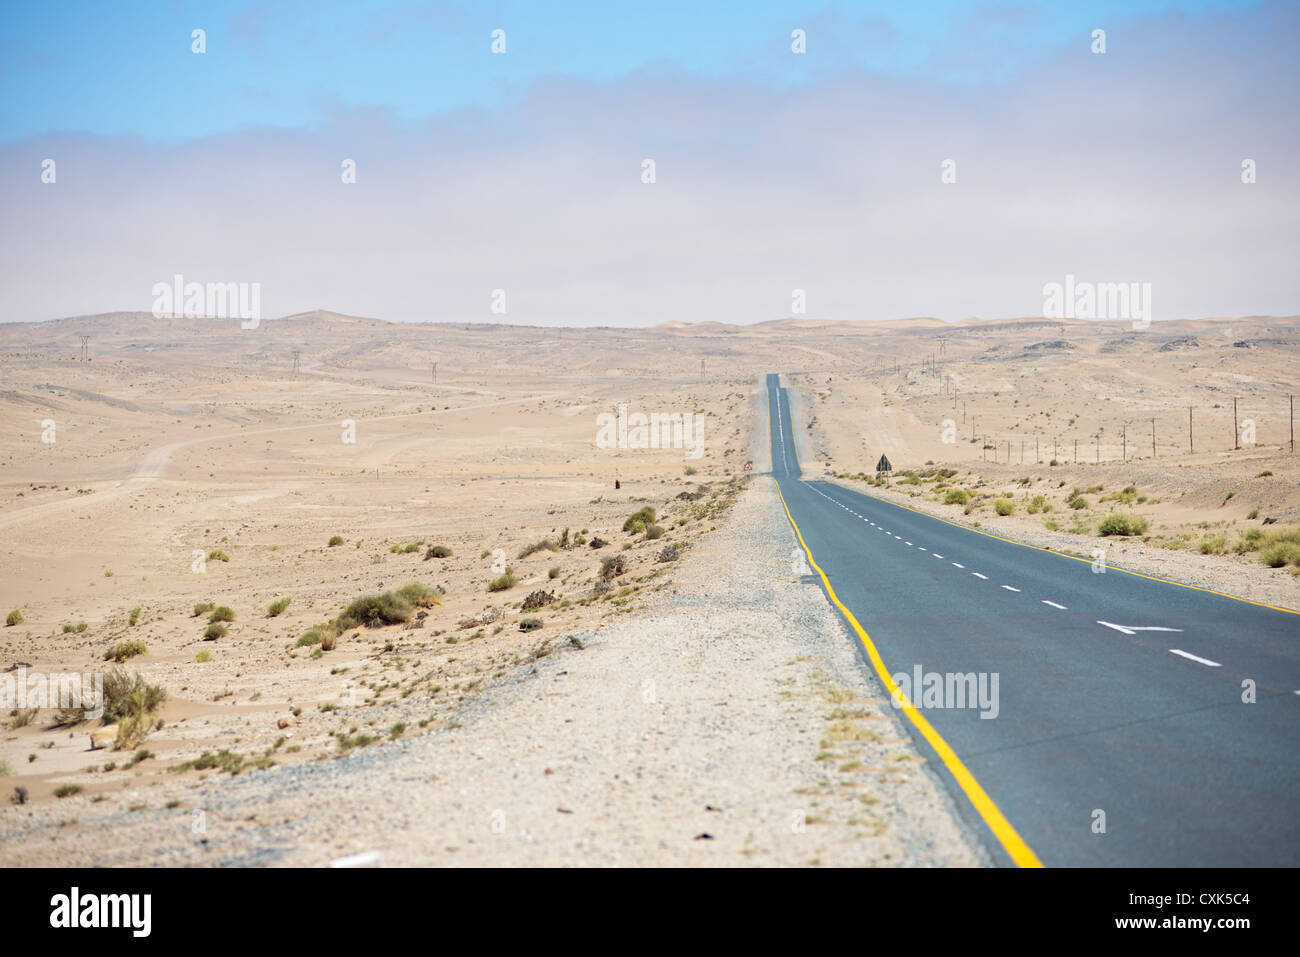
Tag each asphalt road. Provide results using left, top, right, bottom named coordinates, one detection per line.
left=766, top=373, right=1300, bottom=866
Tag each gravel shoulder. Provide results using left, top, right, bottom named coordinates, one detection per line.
left=0, top=477, right=982, bottom=867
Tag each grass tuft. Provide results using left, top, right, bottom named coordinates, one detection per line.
left=622, top=507, right=656, bottom=534
left=1098, top=513, right=1148, bottom=537
left=487, top=570, right=517, bottom=592
left=518, top=538, right=559, bottom=559
left=103, top=639, right=147, bottom=662
left=102, top=669, right=167, bottom=750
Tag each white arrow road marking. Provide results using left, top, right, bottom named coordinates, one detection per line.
left=1001, top=585, right=1021, bottom=592
left=952, top=562, right=964, bottom=568
left=1097, top=621, right=1185, bottom=636
left=1042, top=600, right=1068, bottom=610
left=933, top=553, right=944, bottom=559
left=972, top=572, right=988, bottom=580
left=1169, top=649, right=1221, bottom=668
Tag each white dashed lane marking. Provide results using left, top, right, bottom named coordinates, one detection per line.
left=796, top=479, right=1254, bottom=682
left=1169, top=649, right=1221, bottom=668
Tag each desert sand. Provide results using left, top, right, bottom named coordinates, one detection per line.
left=0, top=310, right=1295, bottom=863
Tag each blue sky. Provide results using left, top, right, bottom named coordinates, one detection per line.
left=0, top=0, right=1272, bottom=141
left=0, top=1, right=1295, bottom=325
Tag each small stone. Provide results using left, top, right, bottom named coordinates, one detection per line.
left=90, top=725, right=118, bottom=750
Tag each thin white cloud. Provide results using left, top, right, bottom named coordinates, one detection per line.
left=0, top=3, right=1295, bottom=326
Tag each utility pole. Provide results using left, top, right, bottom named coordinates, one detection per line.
left=431, top=361, right=437, bottom=384
left=1233, top=397, right=1239, bottom=450
left=1291, top=395, right=1295, bottom=453
left=1189, top=406, right=1194, bottom=454
left=963, top=401, right=967, bottom=424
left=1020, top=440, right=1024, bottom=464
left=1151, top=418, right=1156, bottom=458
left=78, top=335, right=89, bottom=361
left=1122, top=424, right=1127, bottom=461
left=291, top=350, right=301, bottom=376
left=1006, top=439, right=1010, bottom=464
left=1074, top=438, right=1078, bottom=463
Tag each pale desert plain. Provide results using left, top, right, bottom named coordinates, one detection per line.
left=0, top=310, right=1296, bottom=866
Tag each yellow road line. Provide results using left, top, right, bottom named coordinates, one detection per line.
left=822, top=479, right=1299, bottom=617
left=776, top=481, right=1044, bottom=868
